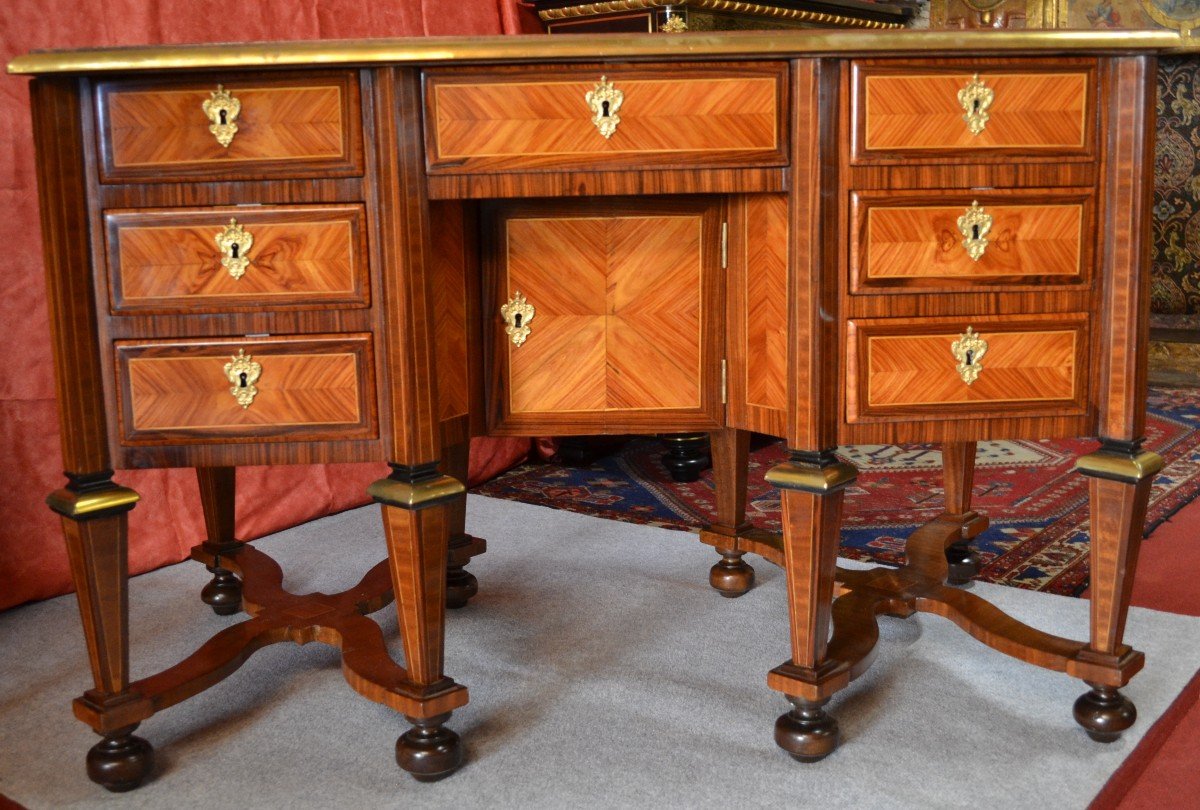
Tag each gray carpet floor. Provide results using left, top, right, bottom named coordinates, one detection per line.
left=2, top=495, right=1199, bottom=809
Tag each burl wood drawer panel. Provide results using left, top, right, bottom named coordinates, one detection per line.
left=105, top=205, right=369, bottom=313
left=115, top=334, right=376, bottom=444
left=850, top=189, right=1093, bottom=292
left=95, top=71, right=363, bottom=182
left=425, top=63, right=787, bottom=173
left=489, top=198, right=722, bottom=434
left=846, top=315, right=1088, bottom=423
left=851, top=60, right=1096, bottom=162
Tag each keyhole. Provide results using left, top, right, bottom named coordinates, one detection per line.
left=601, top=100, right=610, bottom=117
left=513, top=313, right=522, bottom=328
left=964, top=350, right=975, bottom=366
left=971, top=224, right=980, bottom=240
left=238, top=371, right=248, bottom=388
left=230, top=243, right=239, bottom=258
left=219, top=109, right=228, bottom=125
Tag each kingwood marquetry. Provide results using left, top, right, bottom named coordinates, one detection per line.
left=12, top=29, right=1175, bottom=791
left=425, top=63, right=788, bottom=173
left=106, top=205, right=369, bottom=311
left=97, top=72, right=363, bottom=182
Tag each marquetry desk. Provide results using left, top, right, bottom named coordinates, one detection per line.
left=9, top=29, right=1184, bottom=791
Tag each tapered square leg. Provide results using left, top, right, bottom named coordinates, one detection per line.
left=941, top=442, right=986, bottom=585
left=440, top=440, right=486, bottom=609
left=703, top=428, right=754, bottom=597
left=764, top=452, right=857, bottom=762
left=48, top=472, right=154, bottom=791
left=1073, top=443, right=1163, bottom=742
left=196, top=467, right=243, bottom=616
left=372, top=465, right=468, bottom=780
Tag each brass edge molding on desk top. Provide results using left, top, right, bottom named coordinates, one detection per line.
left=7, top=30, right=1187, bottom=75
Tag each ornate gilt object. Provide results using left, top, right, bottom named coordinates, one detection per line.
left=660, top=14, right=689, bottom=31
left=501, top=292, right=535, bottom=347
left=585, top=76, right=623, bottom=140
left=951, top=327, right=988, bottom=385
left=957, top=200, right=992, bottom=262
left=215, top=218, right=253, bottom=280
left=958, top=74, right=994, bottom=136
left=202, top=84, right=241, bottom=148
left=224, top=348, right=262, bottom=408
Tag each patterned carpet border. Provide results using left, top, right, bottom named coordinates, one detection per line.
left=474, top=387, right=1200, bottom=596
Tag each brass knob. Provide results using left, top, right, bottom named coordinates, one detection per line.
left=501, top=292, right=535, bottom=347
left=585, top=76, right=623, bottom=140
left=202, top=84, right=241, bottom=148
left=957, top=201, right=992, bottom=262
left=215, top=218, right=253, bottom=280
left=958, top=74, right=994, bottom=136
left=224, top=349, right=262, bottom=409
left=951, top=327, right=988, bottom=386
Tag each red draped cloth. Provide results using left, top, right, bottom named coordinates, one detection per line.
left=0, top=0, right=542, bottom=611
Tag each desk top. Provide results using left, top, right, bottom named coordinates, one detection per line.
left=7, top=29, right=1190, bottom=76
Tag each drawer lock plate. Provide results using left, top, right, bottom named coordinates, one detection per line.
left=957, top=201, right=992, bottom=262
left=202, top=84, right=242, bottom=148
left=224, top=349, right=262, bottom=409
left=215, top=218, right=254, bottom=280
left=585, top=76, right=623, bottom=140
left=951, top=327, right=988, bottom=386
left=958, top=73, right=994, bottom=136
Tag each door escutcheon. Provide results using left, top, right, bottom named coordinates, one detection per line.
left=501, top=292, right=535, bottom=347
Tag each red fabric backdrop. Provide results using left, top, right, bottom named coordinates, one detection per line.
left=0, top=0, right=542, bottom=611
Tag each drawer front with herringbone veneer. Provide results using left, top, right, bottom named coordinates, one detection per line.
left=845, top=314, right=1089, bottom=423
left=105, top=205, right=369, bottom=313
left=851, top=60, right=1096, bottom=163
left=850, top=189, right=1093, bottom=291
left=95, top=72, right=363, bottom=182
left=115, top=334, right=377, bottom=444
left=425, top=63, right=787, bottom=173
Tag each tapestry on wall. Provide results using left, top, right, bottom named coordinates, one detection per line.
left=1152, top=56, right=1200, bottom=316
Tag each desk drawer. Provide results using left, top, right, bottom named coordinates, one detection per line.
left=115, top=334, right=376, bottom=444
left=105, top=205, right=370, bottom=313
left=425, top=63, right=787, bottom=173
left=850, top=189, right=1093, bottom=292
left=851, top=60, right=1096, bottom=163
left=96, top=72, right=363, bottom=182
left=846, top=315, right=1088, bottom=423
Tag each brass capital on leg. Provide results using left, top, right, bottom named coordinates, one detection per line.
left=369, top=462, right=466, bottom=511
left=47, top=471, right=139, bottom=521
left=766, top=449, right=858, bottom=495
left=1075, top=439, right=1164, bottom=484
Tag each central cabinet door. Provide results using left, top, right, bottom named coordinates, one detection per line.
left=486, top=197, right=724, bottom=435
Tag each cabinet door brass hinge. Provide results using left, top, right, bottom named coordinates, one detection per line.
left=721, top=358, right=727, bottom=404
left=721, top=221, right=728, bottom=270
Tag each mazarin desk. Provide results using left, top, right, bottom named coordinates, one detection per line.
left=8, top=27, right=1183, bottom=790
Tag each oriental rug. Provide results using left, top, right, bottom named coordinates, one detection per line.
left=474, top=386, right=1200, bottom=596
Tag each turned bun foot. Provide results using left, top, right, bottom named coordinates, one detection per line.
left=201, top=564, right=243, bottom=616
left=86, top=726, right=154, bottom=792
left=945, top=543, right=981, bottom=586
left=445, top=568, right=478, bottom=610
left=709, top=551, right=755, bottom=598
left=396, top=713, right=463, bottom=782
left=775, top=698, right=839, bottom=762
left=660, top=433, right=711, bottom=483
left=1074, top=684, right=1136, bottom=743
